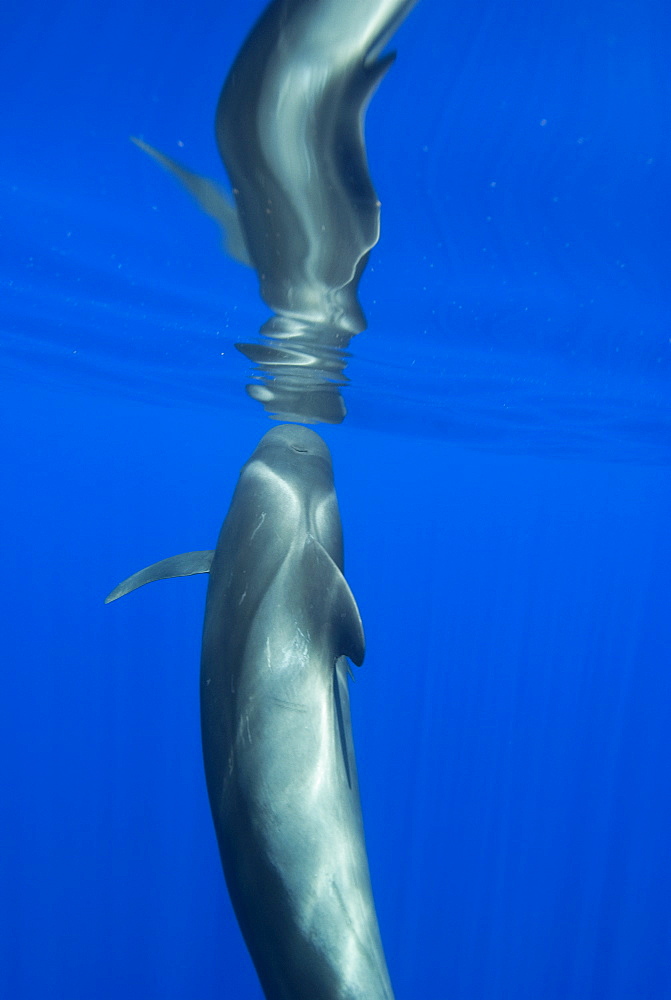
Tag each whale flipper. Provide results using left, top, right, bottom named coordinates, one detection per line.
left=130, top=137, right=251, bottom=266
left=301, top=534, right=365, bottom=668
left=105, top=550, right=215, bottom=603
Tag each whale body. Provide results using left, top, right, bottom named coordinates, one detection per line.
left=106, top=425, right=394, bottom=1000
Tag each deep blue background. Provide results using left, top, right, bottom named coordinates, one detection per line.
left=1, top=1, right=670, bottom=998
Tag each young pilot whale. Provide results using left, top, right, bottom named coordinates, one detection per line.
left=106, top=425, right=394, bottom=1000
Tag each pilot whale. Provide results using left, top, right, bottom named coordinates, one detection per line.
left=106, top=425, right=394, bottom=1000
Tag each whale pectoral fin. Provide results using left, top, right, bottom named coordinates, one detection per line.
left=130, top=137, right=251, bottom=267
left=105, top=550, right=215, bottom=604
left=331, top=571, right=366, bottom=668
left=303, top=536, right=366, bottom=667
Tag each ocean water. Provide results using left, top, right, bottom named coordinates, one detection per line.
left=1, top=1, right=670, bottom=998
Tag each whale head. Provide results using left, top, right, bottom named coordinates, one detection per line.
left=243, top=424, right=343, bottom=566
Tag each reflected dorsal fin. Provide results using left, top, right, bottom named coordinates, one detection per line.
left=105, top=551, right=215, bottom=604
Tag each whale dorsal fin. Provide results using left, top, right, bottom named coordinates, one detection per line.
left=302, top=535, right=365, bottom=667
left=130, top=137, right=251, bottom=267
left=105, top=551, right=215, bottom=604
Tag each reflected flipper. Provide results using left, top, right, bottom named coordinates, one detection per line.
left=131, top=137, right=251, bottom=266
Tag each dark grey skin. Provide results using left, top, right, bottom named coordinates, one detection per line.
left=106, top=425, right=394, bottom=1000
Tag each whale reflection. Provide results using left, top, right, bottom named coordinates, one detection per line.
left=137, top=0, right=417, bottom=422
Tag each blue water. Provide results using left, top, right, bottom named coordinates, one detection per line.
left=1, top=1, right=670, bottom=998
